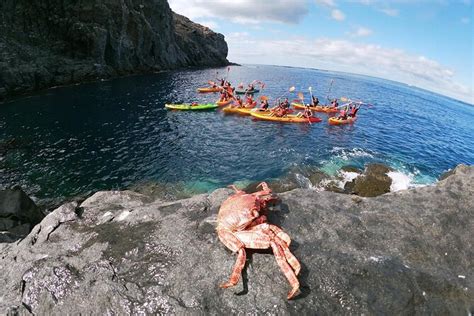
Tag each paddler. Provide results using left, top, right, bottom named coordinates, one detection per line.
left=245, top=94, right=254, bottom=107
left=234, top=96, right=243, bottom=108
left=297, top=104, right=313, bottom=118
left=311, top=96, right=319, bottom=106
left=348, top=104, right=360, bottom=117
left=331, top=98, right=339, bottom=108
left=260, top=99, right=269, bottom=110
left=338, top=104, right=349, bottom=120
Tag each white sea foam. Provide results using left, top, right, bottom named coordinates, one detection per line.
left=387, top=171, right=413, bottom=191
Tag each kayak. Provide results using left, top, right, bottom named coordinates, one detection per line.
left=216, top=99, right=233, bottom=107
left=235, top=88, right=260, bottom=95
left=222, top=102, right=257, bottom=115
left=165, top=103, right=218, bottom=111
left=250, top=112, right=322, bottom=123
left=197, top=87, right=221, bottom=93
left=328, top=116, right=357, bottom=125
left=291, top=102, right=339, bottom=113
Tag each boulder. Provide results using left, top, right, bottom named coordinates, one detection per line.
left=0, top=165, right=472, bottom=314
left=352, top=163, right=394, bottom=197
left=0, top=187, right=44, bottom=234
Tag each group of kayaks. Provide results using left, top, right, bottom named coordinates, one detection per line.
left=165, top=81, right=361, bottom=125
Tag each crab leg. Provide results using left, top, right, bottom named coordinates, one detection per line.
left=270, top=242, right=300, bottom=299
left=227, top=184, right=245, bottom=194
left=220, top=248, right=246, bottom=288
left=235, top=230, right=300, bottom=299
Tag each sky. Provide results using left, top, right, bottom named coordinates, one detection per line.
left=169, top=0, right=473, bottom=104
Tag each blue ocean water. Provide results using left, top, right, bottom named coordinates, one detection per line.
left=1, top=65, right=473, bottom=203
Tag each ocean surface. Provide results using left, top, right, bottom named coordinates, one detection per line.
left=1, top=65, right=473, bottom=204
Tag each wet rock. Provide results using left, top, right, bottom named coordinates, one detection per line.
left=0, top=187, right=44, bottom=236
left=352, top=163, right=394, bottom=197
left=0, top=165, right=472, bottom=314
left=341, top=165, right=362, bottom=173
left=0, top=0, right=229, bottom=100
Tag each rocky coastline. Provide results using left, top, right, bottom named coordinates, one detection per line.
left=0, top=164, right=472, bottom=314
left=0, top=0, right=229, bottom=101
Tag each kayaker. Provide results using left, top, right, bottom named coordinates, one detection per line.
left=245, top=94, right=254, bottom=107
left=338, top=105, right=348, bottom=120
left=331, top=98, right=339, bottom=108
left=281, top=98, right=290, bottom=109
left=220, top=79, right=225, bottom=86
left=247, top=84, right=255, bottom=92
left=311, top=96, right=319, bottom=106
left=297, top=105, right=313, bottom=118
left=234, top=96, right=243, bottom=108
left=349, top=104, right=360, bottom=117
left=260, top=99, right=269, bottom=110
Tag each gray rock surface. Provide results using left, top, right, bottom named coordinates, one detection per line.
left=0, top=0, right=229, bottom=100
left=0, top=165, right=473, bottom=314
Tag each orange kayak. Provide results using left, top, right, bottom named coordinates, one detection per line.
left=216, top=99, right=233, bottom=107
left=250, top=112, right=322, bottom=123
left=222, top=102, right=257, bottom=115
left=197, top=87, right=222, bottom=93
left=291, top=102, right=339, bottom=113
left=328, top=116, right=357, bottom=125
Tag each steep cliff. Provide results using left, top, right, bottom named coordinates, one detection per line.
left=0, top=0, right=229, bottom=99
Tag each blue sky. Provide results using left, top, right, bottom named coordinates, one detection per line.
left=169, top=0, right=473, bottom=104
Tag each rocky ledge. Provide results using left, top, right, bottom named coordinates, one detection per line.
left=0, top=0, right=229, bottom=100
left=0, top=165, right=473, bottom=314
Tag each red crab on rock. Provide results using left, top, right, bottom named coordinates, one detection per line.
left=216, top=182, right=301, bottom=299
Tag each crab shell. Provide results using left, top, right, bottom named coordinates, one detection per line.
left=216, top=189, right=274, bottom=232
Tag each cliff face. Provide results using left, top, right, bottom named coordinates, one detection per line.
left=0, top=165, right=472, bottom=314
left=0, top=0, right=229, bottom=99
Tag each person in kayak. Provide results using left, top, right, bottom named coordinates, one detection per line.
left=220, top=90, right=231, bottom=102
left=337, top=104, right=349, bottom=120
left=281, top=98, right=290, bottom=109
left=311, top=96, right=319, bottom=106
left=297, top=105, right=313, bottom=118
left=245, top=94, right=254, bottom=108
left=330, top=98, right=339, bottom=108
left=247, top=83, right=255, bottom=92
left=260, top=99, right=269, bottom=110
left=234, top=96, right=243, bottom=108
left=348, top=103, right=360, bottom=117
left=220, top=79, right=225, bottom=86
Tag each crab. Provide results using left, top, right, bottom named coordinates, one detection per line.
left=216, top=182, right=301, bottom=299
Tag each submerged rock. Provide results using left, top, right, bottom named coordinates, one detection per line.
left=0, top=0, right=229, bottom=100
left=0, top=165, right=472, bottom=314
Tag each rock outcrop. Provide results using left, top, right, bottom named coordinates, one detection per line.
left=0, top=187, right=44, bottom=242
left=0, top=165, right=473, bottom=314
left=0, top=0, right=229, bottom=100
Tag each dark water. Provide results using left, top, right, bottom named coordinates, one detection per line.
left=1, top=65, right=473, bottom=203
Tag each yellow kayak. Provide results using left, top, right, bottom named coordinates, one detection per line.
left=328, top=116, right=357, bottom=125
left=250, top=112, right=322, bottom=123
left=197, top=87, right=221, bottom=93
left=291, top=102, right=339, bottom=113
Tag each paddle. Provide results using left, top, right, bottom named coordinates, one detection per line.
left=326, top=79, right=334, bottom=104
left=309, top=86, right=314, bottom=105
left=298, top=92, right=312, bottom=125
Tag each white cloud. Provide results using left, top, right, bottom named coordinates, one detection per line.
left=461, top=17, right=470, bottom=24
left=331, top=9, right=346, bottom=21
left=169, top=0, right=309, bottom=25
left=350, top=26, right=373, bottom=37
left=380, top=8, right=399, bottom=16
left=315, top=0, right=336, bottom=7
left=227, top=36, right=472, bottom=103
